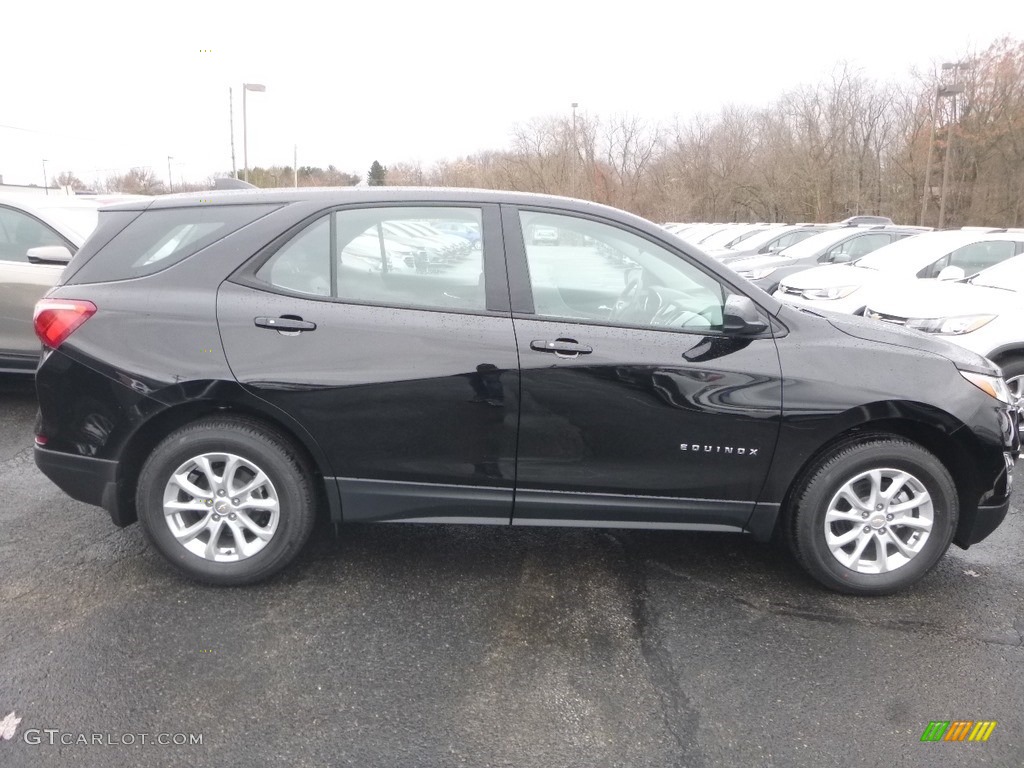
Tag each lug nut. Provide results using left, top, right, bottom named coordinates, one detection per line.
left=886, top=514, right=893, bottom=521
left=879, top=527, right=887, bottom=534
left=229, top=513, right=237, bottom=520
left=861, top=512, right=869, bottom=519
left=875, top=504, right=883, bottom=511
left=213, top=514, right=221, bottom=521
left=232, top=498, right=239, bottom=505
left=205, top=499, right=212, bottom=506
left=863, top=526, right=871, bottom=533
left=217, top=489, right=226, bottom=497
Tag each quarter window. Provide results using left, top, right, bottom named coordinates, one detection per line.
left=256, top=207, right=485, bottom=312
left=519, top=211, right=734, bottom=334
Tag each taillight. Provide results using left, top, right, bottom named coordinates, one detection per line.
left=33, top=299, right=96, bottom=349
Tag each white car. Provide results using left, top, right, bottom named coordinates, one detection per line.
left=0, top=194, right=106, bottom=372
left=864, top=254, right=1024, bottom=397
left=774, top=230, right=1024, bottom=315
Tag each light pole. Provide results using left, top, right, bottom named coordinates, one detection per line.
left=571, top=102, right=579, bottom=197
left=242, top=83, right=266, bottom=183
left=41, top=159, right=48, bottom=195
left=229, top=87, right=237, bottom=179
left=167, top=156, right=174, bottom=193
left=937, top=62, right=966, bottom=229
left=919, top=88, right=940, bottom=226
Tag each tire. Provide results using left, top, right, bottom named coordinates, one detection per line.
left=136, top=416, right=317, bottom=586
left=787, top=436, right=958, bottom=595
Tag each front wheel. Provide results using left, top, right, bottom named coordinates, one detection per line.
left=136, top=416, right=317, bottom=585
left=787, top=437, right=958, bottom=595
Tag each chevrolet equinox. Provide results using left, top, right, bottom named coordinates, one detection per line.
left=32, top=189, right=1020, bottom=594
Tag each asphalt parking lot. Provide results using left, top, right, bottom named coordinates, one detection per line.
left=1, top=376, right=1022, bottom=768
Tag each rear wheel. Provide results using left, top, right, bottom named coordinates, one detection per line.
left=788, top=436, right=958, bottom=595
left=136, top=416, right=316, bottom=585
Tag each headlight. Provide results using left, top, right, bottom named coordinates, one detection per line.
left=959, top=370, right=1012, bottom=404
left=800, top=285, right=859, bottom=300
left=905, top=314, right=996, bottom=335
left=738, top=267, right=776, bottom=280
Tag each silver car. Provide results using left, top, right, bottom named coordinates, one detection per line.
left=0, top=195, right=103, bottom=372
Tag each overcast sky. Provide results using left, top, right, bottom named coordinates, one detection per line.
left=2, top=0, right=1021, bottom=187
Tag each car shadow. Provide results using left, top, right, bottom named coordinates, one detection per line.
left=290, top=516, right=813, bottom=596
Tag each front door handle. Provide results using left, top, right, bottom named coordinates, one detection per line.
left=530, top=339, right=593, bottom=357
left=254, top=316, right=317, bottom=333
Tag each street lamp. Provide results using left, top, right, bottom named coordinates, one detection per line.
left=571, top=102, right=579, bottom=197
left=167, top=156, right=174, bottom=193
left=242, top=83, right=266, bottom=183
left=41, top=159, right=48, bottom=195
left=937, top=62, right=966, bottom=229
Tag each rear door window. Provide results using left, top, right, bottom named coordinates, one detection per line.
left=254, top=206, right=486, bottom=313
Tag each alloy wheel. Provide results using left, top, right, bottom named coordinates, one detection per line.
left=162, top=452, right=280, bottom=562
left=823, top=467, right=933, bottom=574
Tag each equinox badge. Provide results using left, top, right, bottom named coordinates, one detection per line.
left=680, top=443, right=759, bottom=456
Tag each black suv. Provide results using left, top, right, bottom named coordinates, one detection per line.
left=33, top=189, right=1019, bottom=594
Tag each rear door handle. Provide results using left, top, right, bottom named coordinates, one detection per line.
left=254, top=316, right=317, bottom=332
left=530, top=339, right=593, bottom=356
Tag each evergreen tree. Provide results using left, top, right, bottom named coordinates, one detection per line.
left=368, top=160, right=387, bottom=186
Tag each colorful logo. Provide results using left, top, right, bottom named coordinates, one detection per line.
left=920, top=720, right=997, bottom=742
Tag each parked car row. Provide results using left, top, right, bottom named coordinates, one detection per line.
left=663, top=219, right=1024, bottom=395
left=770, top=229, right=1024, bottom=398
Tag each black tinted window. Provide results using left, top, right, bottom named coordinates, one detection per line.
left=69, top=204, right=279, bottom=283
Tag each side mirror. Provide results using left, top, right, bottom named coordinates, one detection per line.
left=722, top=295, right=768, bottom=335
left=766, top=244, right=783, bottom=254
left=831, top=251, right=853, bottom=264
left=27, top=246, right=73, bottom=265
left=937, top=265, right=966, bottom=281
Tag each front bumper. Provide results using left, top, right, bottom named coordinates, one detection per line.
left=954, top=445, right=1016, bottom=548
left=956, top=497, right=1012, bottom=548
left=34, top=445, right=133, bottom=527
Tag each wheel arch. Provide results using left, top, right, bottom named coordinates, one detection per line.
left=988, top=346, right=1024, bottom=371
left=761, top=408, right=983, bottom=548
left=111, top=386, right=340, bottom=527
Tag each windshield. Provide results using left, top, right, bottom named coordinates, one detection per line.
left=728, top=226, right=798, bottom=252
left=969, top=253, right=1024, bottom=290
left=701, top=226, right=761, bottom=249
left=724, top=227, right=768, bottom=248
left=775, top=228, right=860, bottom=259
